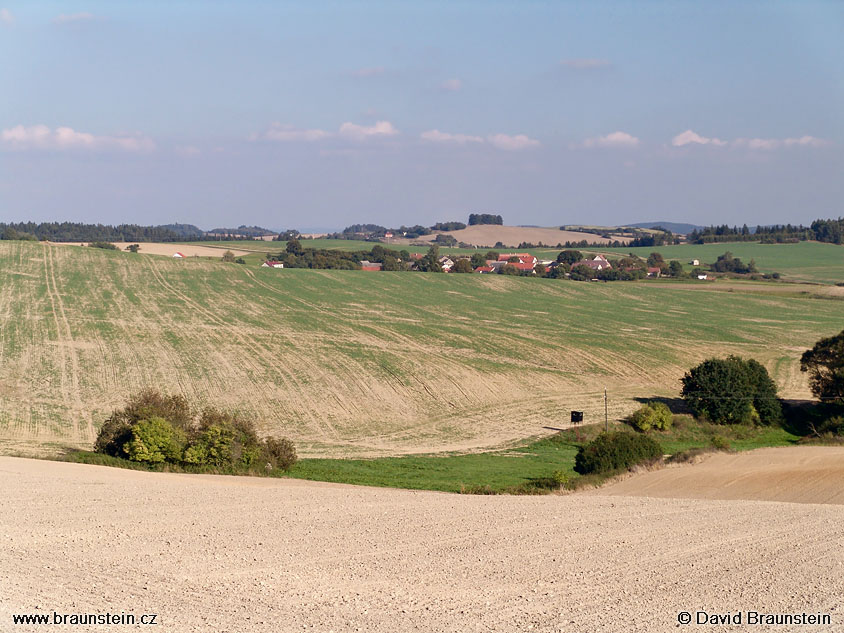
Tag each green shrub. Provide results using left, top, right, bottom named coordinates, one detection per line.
left=95, top=391, right=297, bottom=474
left=710, top=435, right=732, bottom=451
left=125, top=417, right=186, bottom=463
left=95, top=389, right=192, bottom=457
left=628, top=402, right=673, bottom=432
left=574, top=431, right=663, bottom=475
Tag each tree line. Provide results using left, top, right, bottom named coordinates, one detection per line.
left=687, top=218, right=844, bottom=245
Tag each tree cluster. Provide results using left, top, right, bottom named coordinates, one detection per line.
left=95, top=389, right=297, bottom=472
left=468, top=213, right=503, bottom=226
left=800, top=329, right=844, bottom=403
left=681, top=356, right=782, bottom=425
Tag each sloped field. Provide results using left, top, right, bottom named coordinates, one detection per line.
left=592, top=446, right=844, bottom=505
left=0, top=241, right=841, bottom=457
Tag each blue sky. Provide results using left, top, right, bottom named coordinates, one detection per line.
left=1, top=1, right=842, bottom=230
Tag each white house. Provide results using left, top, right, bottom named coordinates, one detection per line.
left=697, top=274, right=708, bottom=280
left=172, top=252, right=185, bottom=258
left=690, top=259, right=700, bottom=266
left=261, top=261, right=284, bottom=268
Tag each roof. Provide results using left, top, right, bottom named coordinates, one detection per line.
left=577, top=259, right=611, bottom=270
left=498, top=253, right=537, bottom=263
left=647, top=267, right=661, bottom=273
left=474, top=266, right=495, bottom=273
left=172, top=252, right=184, bottom=258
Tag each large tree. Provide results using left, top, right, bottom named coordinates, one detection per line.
left=681, top=356, right=781, bottom=425
left=801, top=330, right=844, bottom=403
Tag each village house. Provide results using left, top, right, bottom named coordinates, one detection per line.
left=576, top=255, right=612, bottom=271
left=647, top=267, right=661, bottom=277
left=261, top=261, right=285, bottom=269
left=359, top=260, right=383, bottom=271
left=690, top=259, right=700, bottom=266
left=496, top=253, right=537, bottom=273
left=172, top=252, right=185, bottom=258
left=438, top=256, right=454, bottom=272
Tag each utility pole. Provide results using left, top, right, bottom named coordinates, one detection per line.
left=604, top=388, right=608, bottom=433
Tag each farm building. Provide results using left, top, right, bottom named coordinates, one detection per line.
left=261, top=261, right=284, bottom=269
left=474, top=265, right=495, bottom=274
left=172, top=252, right=185, bottom=258
left=690, top=259, right=700, bottom=266
left=697, top=274, right=709, bottom=280
left=576, top=255, right=612, bottom=271
left=438, top=256, right=454, bottom=271
left=647, top=267, right=661, bottom=277
left=359, top=260, right=383, bottom=271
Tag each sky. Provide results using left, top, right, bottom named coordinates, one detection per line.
left=1, top=1, right=842, bottom=231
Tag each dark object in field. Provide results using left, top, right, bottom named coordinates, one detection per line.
left=571, top=411, right=583, bottom=424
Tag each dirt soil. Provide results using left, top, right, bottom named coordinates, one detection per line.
left=3, top=455, right=844, bottom=632
left=591, top=446, right=844, bottom=505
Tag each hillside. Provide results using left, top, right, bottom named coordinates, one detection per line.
left=416, top=225, right=623, bottom=247
left=1, top=240, right=842, bottom=458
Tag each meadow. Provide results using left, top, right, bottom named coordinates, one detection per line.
left=1, top=240, right=842, bottom=459
left=185, top=237, right=844, bottom=285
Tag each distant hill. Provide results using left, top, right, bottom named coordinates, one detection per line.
left=625, top=221, right=705, bottom=235
left=157, top=223, right=205, bottom=238
left=207, top=225, right=277, bottom=237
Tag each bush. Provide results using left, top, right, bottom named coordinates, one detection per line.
left=264, top=437, right=298, bottom=471
left=628, top=402, right=673, bottom=432
left=88, top=241, right=118, bottom=250
left=710, top=435, right=732, bottom=451
left=125, top=417, right=186, bottom=463
left=94, top=390, right=297, bottom=473
left=681, top=356, right=782, bottom=425
left=574, top=431, right=663, bottom=475
left=95, top=388, right=192, bottom=456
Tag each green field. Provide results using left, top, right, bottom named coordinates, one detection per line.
left=576, top=241, right=844, bottom=285
left=1, top=240, right=841, bottom=459
left=186, top=238, right=844, bottom=285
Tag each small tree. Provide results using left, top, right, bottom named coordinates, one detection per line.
left=125, top=244, right=140, bottom=253
left=668, top=260, right=684, bottom=277
left=801, top=330, right=844, bottom=403
left=221, top=250, right=236, bottom=263
left=556, top=250, right=582, bottom=266
left=452, top=258, right=473, bottom=273
left=286, top=238, right=303, bottom=255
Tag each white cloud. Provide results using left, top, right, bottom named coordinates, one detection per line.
left=54, top=12, right=96, bottom=24
left=674, top=130, right=830, bottom=150
left=559, top=58, right=611, bottom=69
left=420, top=129, right=483, bottom=144
left=487, top=133, right=540, bottom=151
left=733, top=135, right=830, bottom=150
left=671, top=129, right=727, bottom=147
left=440, top=78, right=462, bottom=92
left=582, top=131, right=640, bottom=148
left=351, top=66, right=386, bottom=78
left=0, top=8, right=14, bottom=25
left=338, top=120, right=398, bottom=140
left=1, top=124, right=154, bottom=152
left=261, top=123, right=330, bottom=142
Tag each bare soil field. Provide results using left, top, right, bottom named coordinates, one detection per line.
left=591, top=446, right=844, bottom=505
left=51, top=242, right=252, bottom=258
left=2, top=456, right=843, bottom=632
left=416, top=225, right=625, bottom=247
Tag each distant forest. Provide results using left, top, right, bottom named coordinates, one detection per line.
left=0, top=222, right=276, bottom=243
left=688, top=219, right=844, bottom=245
